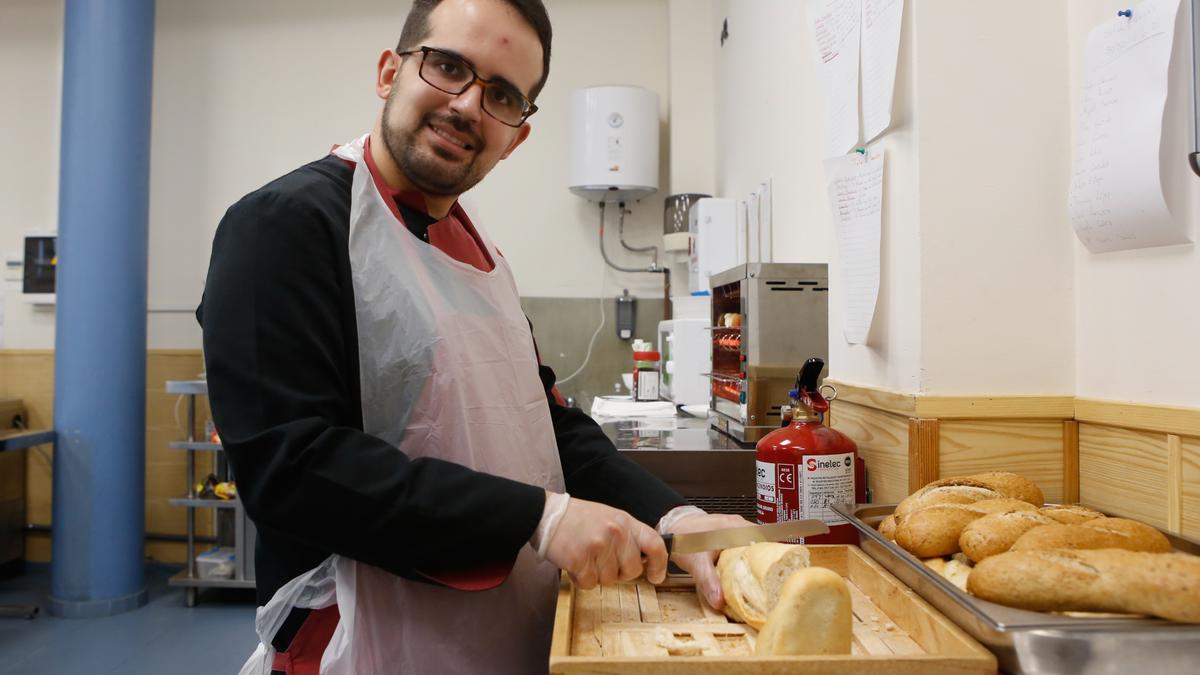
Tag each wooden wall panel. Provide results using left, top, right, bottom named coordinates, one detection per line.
left=9, top=356, right=1197, bottom=563
left=907, top=418, right=939, bottom=493
left=1182, top=436, right=1200, bottom=539
left=1167, top=435, right=1183, bottom=534
left=1062, top=421, right=1079, bottom=503
left=0, top=351, right=55, bottom=562
left=1079, top=424, right=1168, bottom=529
left=939, top=420, right=1065, bottom=503
left=825, top=384, right=1198, bottom=533
left=829, top=400, right=909, bottom=504
left=1, top=349, right=206, bottom=564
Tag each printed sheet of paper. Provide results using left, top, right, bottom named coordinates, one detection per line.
left=1068, top=0, right=1187, bottom=253
left=806, top=0, right=861, bottom=157
left=861, top=0, right=903, bottom=142
left=824, top=147, right=884, bottom=344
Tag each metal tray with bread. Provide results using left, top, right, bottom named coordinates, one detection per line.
left=834, top=501, right=1200, bottom=674
left=549, top=544, right=995, bottom=674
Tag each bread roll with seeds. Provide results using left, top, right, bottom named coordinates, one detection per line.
left=1010, top=517, right=1172, bottom=554
left=1037, top=504, right=1106, bottom=525
left=959, top=510, right=1058, bottom=562
left=894, top=498, right=1037, bottom=557
left=963, top=472, right=1045, bottom=507
left=967, top=549, right=1200, bottom=623
left=893, top=481, right=1003, bottom=518
left=894, top=472, right=1044, bottom=517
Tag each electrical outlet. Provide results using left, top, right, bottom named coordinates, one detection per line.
left=3, top=253, right=22, bottom=283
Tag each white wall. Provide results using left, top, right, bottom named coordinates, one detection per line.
left=667, top=0, right=716, bottom=196
left=11, top=0, right=1196, bottom=408
left=712, top=0, right=1079, bottom=396
left=914, top=1, right=1075, bottom=395
left=713, top=0, right=924, bottom=392
left=1, top=0, right=674, bottom=350
left=473, top=0, right=671, bottom=301
left=0, top=0, right=62, bottom=348
left=1070, top=0, right=1200, bottom=407
left=146, top=0, right=404, bottom=348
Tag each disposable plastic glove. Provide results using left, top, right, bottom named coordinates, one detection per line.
left=661, top=512, right=756, bottom=610
left=542, top=496, right=668, bottom=589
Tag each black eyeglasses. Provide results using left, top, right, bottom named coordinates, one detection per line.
left=396, top=46, right=538, bottom=127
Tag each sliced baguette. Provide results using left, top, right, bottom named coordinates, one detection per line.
left=754, top=567, right=852, bottom=655
left=745, top=542, right=811, bottom=610
left=716, top=546, right=763, bottom=626
left=716, top=542, right=811, bottom=628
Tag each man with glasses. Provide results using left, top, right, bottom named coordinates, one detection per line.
left=199, top=1, right=747, bottom=672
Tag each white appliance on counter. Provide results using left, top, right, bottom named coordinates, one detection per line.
left=687, top=197, right=738, bottom=294
left=657, top=318, right=710, bottom=406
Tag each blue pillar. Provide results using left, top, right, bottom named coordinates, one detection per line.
left=50, top=0, right=155, bottom=618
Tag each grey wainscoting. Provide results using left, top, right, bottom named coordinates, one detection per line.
left=520, top=296, right=668, bottom=413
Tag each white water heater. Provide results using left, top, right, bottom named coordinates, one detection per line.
left=569, top=85, right=659, bottom=202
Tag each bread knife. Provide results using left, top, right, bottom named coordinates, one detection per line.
left=664, top=519, right=830, bottom=555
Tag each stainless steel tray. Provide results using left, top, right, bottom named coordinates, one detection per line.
left=833, top=502, right=1200, bottom=675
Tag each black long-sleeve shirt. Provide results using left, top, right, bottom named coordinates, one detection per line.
left=197, top=154, right=684, bottom=610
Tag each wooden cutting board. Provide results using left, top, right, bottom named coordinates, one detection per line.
left=550, top=544, right=996, bottom=674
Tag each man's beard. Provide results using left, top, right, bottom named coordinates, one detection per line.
left=381, top=92, right=488, bottom=197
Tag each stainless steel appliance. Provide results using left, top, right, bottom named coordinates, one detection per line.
left=707, top=263, right=829, bottom=443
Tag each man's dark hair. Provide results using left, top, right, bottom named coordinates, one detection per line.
left=396, top=0, right=552, bottom=101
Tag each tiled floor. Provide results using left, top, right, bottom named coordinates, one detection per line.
left=0, top=564, right=258, bottom=675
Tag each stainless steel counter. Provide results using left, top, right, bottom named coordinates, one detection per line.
left=599, top=411, right=758, bottom=519
left=599, top=411, right=749, bottom=452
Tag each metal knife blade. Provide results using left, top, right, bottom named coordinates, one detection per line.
left=664, top=519, right=830, bottom=555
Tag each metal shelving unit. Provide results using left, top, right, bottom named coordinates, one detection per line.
left=165, top=380, right=256, bottom=605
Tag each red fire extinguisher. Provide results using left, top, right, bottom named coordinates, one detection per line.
left=755, top=358, right=867, bottom=545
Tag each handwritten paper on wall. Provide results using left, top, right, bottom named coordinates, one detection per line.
left=805, top=0, right=861, bottom=157
left=1068, top=0, right=1187, bottom=253
left=861, top=0, right=903, bottom=143
left=824, top=147, right=884, bottom=344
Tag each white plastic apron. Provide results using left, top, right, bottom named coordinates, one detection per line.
left=239, top=134, right=565, bottom=674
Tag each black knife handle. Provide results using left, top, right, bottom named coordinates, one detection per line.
left=643, top=534, right=686, bottom=579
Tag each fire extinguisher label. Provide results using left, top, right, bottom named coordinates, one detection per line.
left=755, top=460, right=776, bottom=505
left=801, top=452, right=854, bottom=525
